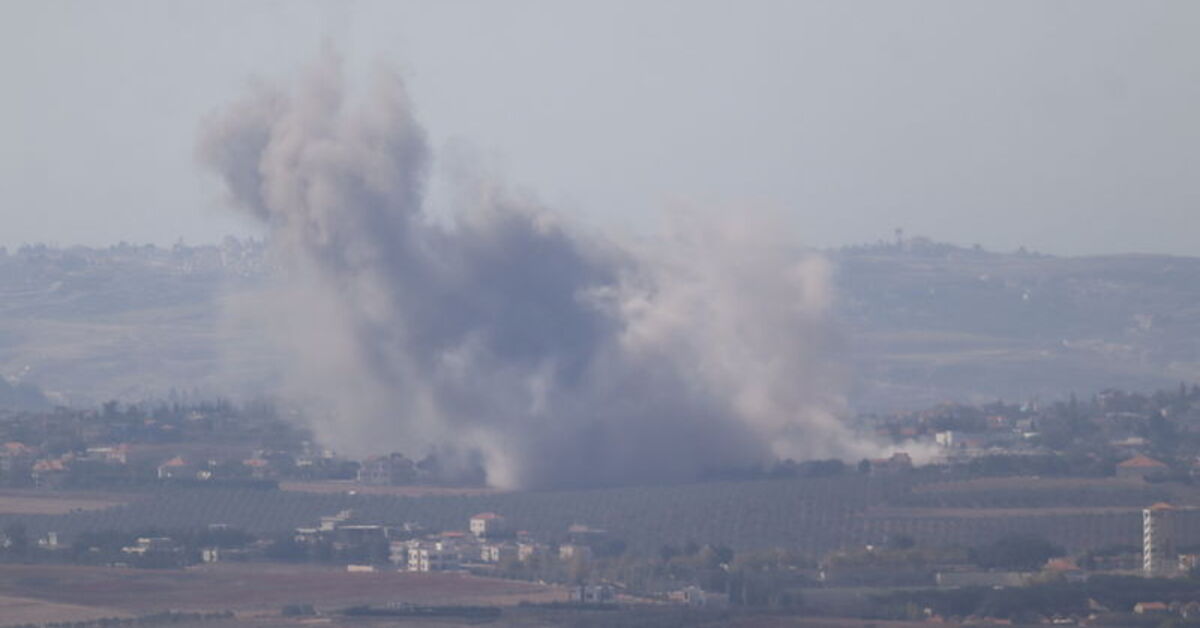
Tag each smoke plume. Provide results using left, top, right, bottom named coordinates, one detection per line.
left=199, top=55, right=879, bottom=489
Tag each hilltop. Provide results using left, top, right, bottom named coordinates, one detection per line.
left=0, top=238, right=1197, bottom=409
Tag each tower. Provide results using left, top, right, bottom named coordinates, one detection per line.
left=1143, top=502, right=1176, bottom=577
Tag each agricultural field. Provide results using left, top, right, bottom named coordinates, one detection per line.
left=0, top=473, right=1183, bottom=557
left=0, top=489, right=137, bottom=515
left=280, top=481, right=501, bottom=497
left=0, top=563, right=562, bottom=624
left=893, top=476, right=1194, bottom=509
left=0, top=592, right=129, bottom=625
left=0, top=475, right=888, bottom=555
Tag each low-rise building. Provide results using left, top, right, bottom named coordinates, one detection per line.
left=1118, top=454, right=1169, bottom=481
left=469, top=512, right=507, bottom=538
left=122, top=536, right=186, bottom=566
left=408, top=541, right=461, bottom=572
left=559, top=543, right=593, bottom=563
left=670, top=586, right=728, bottom=609
left=480, top=543, right=517, bottom=563
left=1134, top=601, right=1169, bottom=615
left=568, top=584, right=615, bottom=604
left=357, top=453, right=417, bottom=485
left=517, top=542, right=548, bottom=562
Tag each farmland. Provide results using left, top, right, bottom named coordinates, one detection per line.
left=280, top=480, right=501, bottom=497
left=0, top=475, right=889, bottom=555
left=0, top=489, right=137, bottom=515
left=1, top=472, right=1189, bottom=558
left=0, top=563, right=562, bottom=624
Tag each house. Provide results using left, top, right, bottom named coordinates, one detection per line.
left=157, top=456, right=209, bottom=480
left=568, top=584, right=615, bottom=604
left=567, top=523, right=608, bottom=544
left=319, top=510, right=355, bottom=531
left=357, top=453, right=416, bottom=485
left=122, top=537, right=185, bottom=566
left=31, top=458, right=68, bottom=488
left=38, top=532, right=61, bottom=550
left=936, top=570, right=1027, bottom=587
left=242, top=457, right=272, bottom=479
left=469, top=512, right=507, bottom=538
left=669, top=585, right=728, bottom=609
left=334, top=524, right=387, bottom=546
left=1044, top=557, right=1087, bottom=583
left=389, top=540, right=410, bottom=565
left=869, top=452, right=913, bottom=475
left=84, top=445, right=128, bottom=465
left=407, top=541, right=460, bottom=572
left=122, top=536, right=180, bottom=555
left=0, top=442, right=36, bottom=481
left=1117, top=454, right=1168, bottom=480
left=559, top=543, right=593, bottom=563
left=480, top=543, right=517, bottom=563
left=517, top=542, right=548, bottom=562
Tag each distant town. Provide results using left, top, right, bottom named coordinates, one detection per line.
left=2, top=383, right=1200, bottom=624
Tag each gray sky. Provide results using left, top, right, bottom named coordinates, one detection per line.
left=2, top=1, right=1197, bottom=256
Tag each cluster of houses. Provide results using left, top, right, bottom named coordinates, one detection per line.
left=296, top=510, right=603, bottom=575
left=0, top=441, right=132, bottom=488
left=0, top=434, right=360, bottom=488
left=296, top=510, right=734, bottom=609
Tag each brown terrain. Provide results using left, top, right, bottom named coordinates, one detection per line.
left=0, top=489, right=137, bottom=515
left=280, top=481, right=502, bottom=497
left=0, top=562, right=563, bottom=624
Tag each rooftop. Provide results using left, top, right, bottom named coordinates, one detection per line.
left=1119, top=454, right=1168, bottom=468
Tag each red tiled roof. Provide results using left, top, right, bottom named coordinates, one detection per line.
left=1119, top=454, right=1167, bottom=468
left=33, top=459, right=66, bottom=472
left=1045, top=557, right=1079, bottom=572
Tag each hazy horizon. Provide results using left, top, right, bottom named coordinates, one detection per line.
left=3, top=1, right=1198, bottom=257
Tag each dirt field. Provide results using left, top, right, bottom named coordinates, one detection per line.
left=0, top=564, right=969, bottom=627
left=0, top=562, right=563, bottom=619
left=0, top=489, right=136, bottom=514
left=0, top=593, right=131, bottom=624
left=280, top=481, right=501, bottom=497
left=910, top=476, right=1145, bottom=493
left=868, top=505, right=1140, bottom=518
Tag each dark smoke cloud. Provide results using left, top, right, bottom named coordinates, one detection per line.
left=199, top=55, right=882, bottom=489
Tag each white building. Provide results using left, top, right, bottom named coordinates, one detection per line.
left=480, top=543, right=517, bottom=563
left=408, top=541, right=461, bottom=572
left=1144, top=502, right=1177, bottom=577
left=469, top=512, right=507, bottom=538
left=559, top=543, right=593, bottom=562
left=518, top=542, right=548, bottom=562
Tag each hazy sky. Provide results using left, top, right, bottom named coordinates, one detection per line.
left=2, top=1, right=1197, bottom=256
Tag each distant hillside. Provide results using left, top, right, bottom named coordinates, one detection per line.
left=0, top=238, right=1197, bottom=409
left=0, top=375, right=50, bottom=410
left=834, top=238, right=1200, bottom=410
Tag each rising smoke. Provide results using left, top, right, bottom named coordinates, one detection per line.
left=198, top=55, right=880, bottom=489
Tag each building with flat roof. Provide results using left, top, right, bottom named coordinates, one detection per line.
left=1144, top=502, right=1177, bottom=577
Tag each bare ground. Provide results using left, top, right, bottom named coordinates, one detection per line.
left=0, top=489, right=136, bottom=515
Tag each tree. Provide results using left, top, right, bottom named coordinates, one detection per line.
left=2, top=523, right=29, bottom=560
left=970, top=535, right=1063, bottom=571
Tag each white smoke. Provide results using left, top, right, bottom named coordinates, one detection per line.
left=199, top=55, right=881, bottom=489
